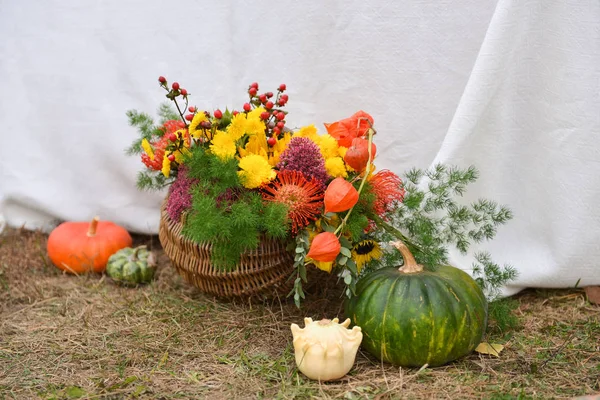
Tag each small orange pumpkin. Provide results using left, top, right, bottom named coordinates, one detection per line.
left=344, top=137, right=377, bottom=171
left=47, top=217, right=133, bottom=274
left=324, top=177, right=359, bottom=213
left=307, top=232, right=341, bottom=262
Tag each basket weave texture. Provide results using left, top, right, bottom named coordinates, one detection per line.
left=158, top=200, right=297, bottom=299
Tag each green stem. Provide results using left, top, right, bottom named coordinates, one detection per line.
left=172, top=98, right=188, bottom=126
left=131, top=245, right=146, bottom=262
left=369, top=214, right=422, bottom=252
left=334, top=128, right=375, bottom=236
left=161, top=84, right=188, bottom=126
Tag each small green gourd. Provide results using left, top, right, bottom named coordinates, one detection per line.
left=106, top=245, right=157, bottom=286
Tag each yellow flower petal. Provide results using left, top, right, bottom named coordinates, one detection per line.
left=312, top=260, right=333, bottom=273
left=141, top=138, right=154, bottom=160
left=189, top=112, right=208, bottom=139
left=325, top=157, right=348, bottom=178
left=237, top=154, right=276, bottom=189
left=296, top=124, right=318, bottom=140
left=315, top=134, right=340, bottom=159
left=247, top=106, right=266, bottom=121
left=161, top=154, right=171, bottom=177
left=210, top=131, right=237, bottom=160
left=227, top=113, right=247, bottom=141
left=245, top=118, right=266, bottom=137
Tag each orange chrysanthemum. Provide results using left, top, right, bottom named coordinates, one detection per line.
left=261, top=170, right=325, bottom=234
left=369, top=170, right=405, bottom=216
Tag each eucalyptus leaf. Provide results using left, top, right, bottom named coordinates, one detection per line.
left=340, top=247, right=352, bottom=257
left=299, top=264, right=307, bottom=282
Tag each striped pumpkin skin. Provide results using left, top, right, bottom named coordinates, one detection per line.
left=345, top=265, right=488, bottom=367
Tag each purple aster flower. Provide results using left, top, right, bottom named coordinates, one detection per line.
left=277, top=137, right=329, bottom=188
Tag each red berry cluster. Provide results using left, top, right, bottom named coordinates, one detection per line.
left=243, top=82, right=289, bottom=147
left=158, top=76, right=225, bottom=134
left=157, top=76, right=290, bottom=149
left=158, top=76, right=195, bottom=126
left=159, top=76, right=190, bottom=100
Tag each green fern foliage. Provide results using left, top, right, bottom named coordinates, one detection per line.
left=181, top=150, right=290, bottom=269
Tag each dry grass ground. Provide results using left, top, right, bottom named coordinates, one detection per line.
left=0, top=228, right=598, bottom=400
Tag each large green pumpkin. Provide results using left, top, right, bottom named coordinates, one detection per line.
left=345, top=241, right=488, bottom=367
left=106, top=246, right=157, bottom=286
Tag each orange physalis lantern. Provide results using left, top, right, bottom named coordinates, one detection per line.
left=324, top=177, right=359, bottom=213
left=344, top=137, right=377, bottom=171
left=307, top=232, right=341, bottom=262
left=324, top=111, right=374, bottom=148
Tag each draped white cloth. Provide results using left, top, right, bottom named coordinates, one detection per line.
left=1, top=0, right=598, bottom=292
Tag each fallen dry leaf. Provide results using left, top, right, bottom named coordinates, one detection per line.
left=584, top=286, right=600, bottom=305
left=475, top=342, right=504, bottom=357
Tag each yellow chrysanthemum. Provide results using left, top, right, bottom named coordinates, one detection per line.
left=295, top=124, right=318, bottom=140
left=189, top=112, right=208, bottom=139
left=161, top=154, right=171, bottom=177
left=315, top=134, right=340, bottom=159
left=338, top=146, right=348, bottom=158
left=226, top=113, right=247, bottom=141
left=269, top=132, right=293, bottom=166
left=210, top=131, right=237, bottom=160
left=325, top=157, right=348, bottom=178
left=141, top=138, right=154, bottom=160
left=245, top=118, right=266, bottom=137
left=237, top=154, right=276, bottom=189
left=247, top=106, right=266, bottom=121
left=238, top=135, right=269, bottom=160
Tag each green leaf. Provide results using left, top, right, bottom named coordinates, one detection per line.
left=339, top=236, right=352, bottom=248
left=322, top=224, right=336, bottom=233
left=299, top=264, right=307, bottom=282
left=338, top=256, right=348, bottom=265
left=340, top=247, right=352, bottom=257
left=346, top=259, right=358, bottom=275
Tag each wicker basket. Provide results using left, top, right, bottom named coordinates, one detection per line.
left=158, top=199, right=298, bottom=299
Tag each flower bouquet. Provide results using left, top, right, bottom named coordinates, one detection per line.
left=127, top=77, right=516, bottom=304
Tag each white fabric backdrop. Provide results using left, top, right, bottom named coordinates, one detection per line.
left=1, top=0, right=598, bottom=292
left=432, top=0, right=600, bottom=293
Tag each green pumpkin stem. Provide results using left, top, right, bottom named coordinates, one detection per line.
left=87, top=216, right=100, bottom=237
left=131, top=245, right=146, bottom=261
left=391, top=241, right=423, bottom=273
